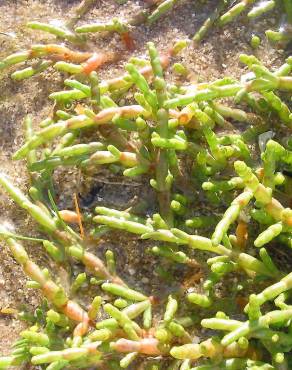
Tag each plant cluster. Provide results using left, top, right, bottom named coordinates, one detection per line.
left=0, top=0, right=292, bottom=369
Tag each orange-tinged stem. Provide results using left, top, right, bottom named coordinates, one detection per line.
left=236, top=221, right=248, bottom=249
left=82, top=52, right=116, bottom=75
left=111, top=338, right=163, bottom=355
left=82, top=252, right=125, bottom=286
left=59, top=210, right=80, bottom=224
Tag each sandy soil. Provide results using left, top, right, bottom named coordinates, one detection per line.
left=0, top=0, right=288, bottom=368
